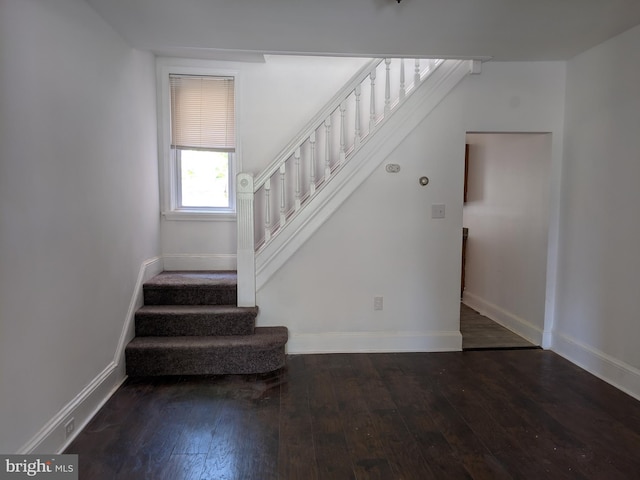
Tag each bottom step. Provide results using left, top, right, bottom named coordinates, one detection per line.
left=125, top=326, right=288, bottom=376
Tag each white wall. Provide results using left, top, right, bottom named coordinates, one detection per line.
left=554, top=24, right=640, bottom=398
left=463, top=133, right=552, bottom=344
left=0, top=0, right=160, bottom=453
left=256, top=61, right=566, bottom=353
left=159, top=56, right=369, bottom=268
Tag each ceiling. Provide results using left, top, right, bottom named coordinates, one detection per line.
left=85, top=0, right=640, bottom=61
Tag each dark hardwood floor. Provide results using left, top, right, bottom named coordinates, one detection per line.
left=65, top=351, right=640, bottom=479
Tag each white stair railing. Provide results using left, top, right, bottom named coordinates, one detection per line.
left=237, top=58, right=443, bottom=306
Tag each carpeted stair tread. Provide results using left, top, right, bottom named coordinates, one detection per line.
left=128, top=326, right=287, bottom=349
left=125, top=326, right=288, bottom=376
left=144, top=270, right=237, bottom=287
left=143, top=271, right=236, bottom=306
left=135, top=305, right=258, bottom=337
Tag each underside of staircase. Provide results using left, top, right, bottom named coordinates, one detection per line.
left=125, top=271, right=288, bottom=376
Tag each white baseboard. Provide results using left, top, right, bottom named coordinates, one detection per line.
left=552, top=332, right=640, bottom=402
left=462, top=292, right=543, bottom=346
left=286, top=330, right=462, bottom=354
left=163, top=253, right=236, bottom=271
left=18, top=256, right=163, bottom=454
left=541, top=329, right=554, bottom=350
left=18, top=363, right=126, bottom=454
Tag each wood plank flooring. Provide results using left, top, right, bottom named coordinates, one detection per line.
left=460, top=303, right=538, bottom=350
left=65, top=351, right=640, bottom=479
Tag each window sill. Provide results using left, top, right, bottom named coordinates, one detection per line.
left=162, top=210, right=237, bottom=222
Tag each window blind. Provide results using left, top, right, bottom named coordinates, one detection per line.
left=170, top=74, right=235, bottom=151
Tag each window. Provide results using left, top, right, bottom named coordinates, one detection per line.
left=158, top=65, right=238, bottom=219
left=177, top=149, right=230, bottom=208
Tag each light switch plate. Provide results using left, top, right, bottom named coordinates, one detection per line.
left=431, top=204, right=446, bottom=219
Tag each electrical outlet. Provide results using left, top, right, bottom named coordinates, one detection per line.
left=374, top=296, right=383, bottom=311
left=64, top=418, right=75, bottom=438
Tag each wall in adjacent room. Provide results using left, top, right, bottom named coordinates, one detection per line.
left=0, top=0, right=160, bottom=453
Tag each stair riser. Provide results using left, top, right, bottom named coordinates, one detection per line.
left=125, top=346, right=285, bottom=376
left=135, top=312, right=255, bottom=337
left=143, top=286, right=236, bottom=306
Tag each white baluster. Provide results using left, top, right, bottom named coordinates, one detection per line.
left=384, top=58, right=391, bottom=115
left=279, top=163, right=286, bottom=228
left=414, top=59, right=421, bottom=85
left=339, top=102, right=346, bottom=163
left=309, top=132, right=316, bottom=196
left=354, top=85, right=362, bottom=148
left=264, top=178, right=271, bottom=242
left=294, top=148, right=301, bottom=211
left=399, top=59, right=406, bottom=100
left=369, top=69, right=376, bottom=133
left=236, top=173, right=255, bottom=307
left=324, top=116, right=332, bottom=180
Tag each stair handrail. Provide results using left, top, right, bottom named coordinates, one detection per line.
left=252, top=58, right=382, bottom=190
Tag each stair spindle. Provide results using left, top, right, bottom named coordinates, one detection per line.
left=414, top=59, right=421, bottom=85
left=339, top=102, right=346, bottom=164
left=400, top=59, right=406, bottom=99
left=294, top=148, right=301, bottom=210
left=264, top=178, right=272, bottom=242
left=324, top=117, right=332, bottom=180
left=369, top=69, right=377, bottom=133
left=384, top=59, right=391, bottom=115
left=309, top=132, right=316, bottom=196
left=354, top=85, right=362, bottom=148
left=279, top=163, right=286, bottom=228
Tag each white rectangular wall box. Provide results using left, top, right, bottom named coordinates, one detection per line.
left=431, top=204, right=446, bottom=219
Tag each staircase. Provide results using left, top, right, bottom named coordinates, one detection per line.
left=236, top=58, right=476, bottom=306
left=125, top=58, right=476, bottom=367
left=125, top=271, right=288, bottom=376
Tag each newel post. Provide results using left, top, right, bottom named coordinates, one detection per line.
left=236, top=173, right=256, bottom=307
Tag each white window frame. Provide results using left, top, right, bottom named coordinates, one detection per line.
left=157, top=60, right=241, bottom=221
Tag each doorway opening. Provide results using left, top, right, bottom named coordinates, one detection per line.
left=460, top=132, right=552, bottom=350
